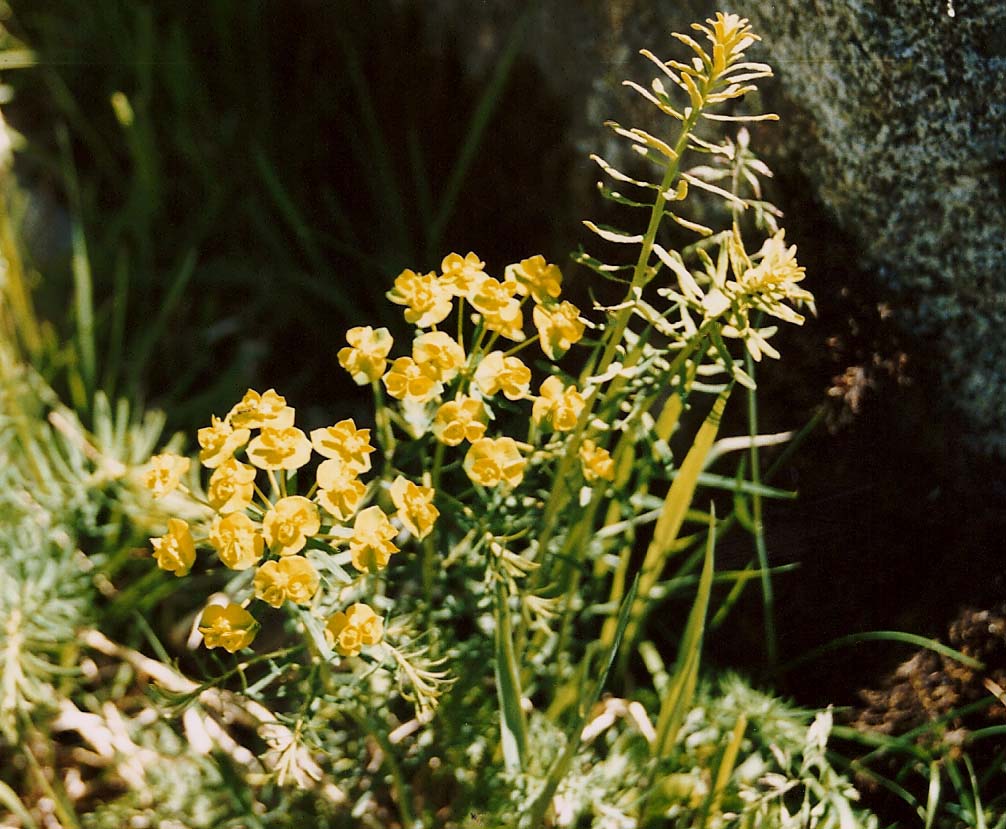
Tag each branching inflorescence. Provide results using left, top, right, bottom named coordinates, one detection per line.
left=139, top=13, right=840, bottom=827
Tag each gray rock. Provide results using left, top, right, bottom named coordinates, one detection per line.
left=417, top=0, right=1006, bottom=452
left=746, top=0, right=1006, bottom=453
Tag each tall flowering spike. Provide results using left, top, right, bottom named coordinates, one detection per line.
left=432, top=396, right=488, bottom=446
left=440, top=251, right=487, bottom=298
left=210, top=512, right=265, bottom=570
left=227, top=388, right=296, bottom=430
left=532, top=301, right=585, bottom=360
left=338, top=326, right=394, bottom=385
left=142, top=453, right=191, bottom=498
left=697, top=12, right=757, bottom=69
left=325, top=603, right=384, bottom=658
left=474, top=352, right=531, bottom=400
left=412, top=331, right=466, bottom=383
left=348, top=506, right=399, bottom=572
left=463, top=436, right=527, bottom=488
left=531, top=376, right=586, bottom=432
left=198, top=415, right=250, bottom=468
left=389, top=475, right=439, bottom=540
left=387, top=268, right=453, bottom=328
left=247, top=426, right=312, bottom=471
left=310, top=419, right=374, bottom=474
left=199, top=603, right=258, bottom=653
left=263, top=496, right=321, bottom=556
left=505, top=255, right=563, bottom=304
left=316, top=458, right=366, bottom=522
left=151, top=518, right=196, bottom=576
left=207, top=457, right=257, bottom=514
left=383, top=356, right=444, bottom=403
left=254, top=556, right=319, bottom=608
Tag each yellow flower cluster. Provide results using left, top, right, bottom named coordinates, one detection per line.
left=350, top=252, right=592, bottom=492
left=145, top=388, right=422, bottom=658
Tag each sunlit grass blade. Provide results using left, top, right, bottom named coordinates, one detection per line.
left=624, top=384, right=731, bottom=649
left=702, top=711, right=747, bottom=824
left=652, top=507, right=716, bottom=758
left=924, top=759, right=941, bottom=829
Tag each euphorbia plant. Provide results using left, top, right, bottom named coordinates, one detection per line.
left=140, top=14, right=872, bottom=828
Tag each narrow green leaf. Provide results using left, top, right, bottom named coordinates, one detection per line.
left=785, top=630, right=985, bottom=673
left=494, top=580, right=528, bottom=774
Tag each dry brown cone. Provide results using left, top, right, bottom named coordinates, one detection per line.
left=849, top=603, right=1006, bottom=739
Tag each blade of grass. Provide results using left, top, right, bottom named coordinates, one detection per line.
left=523, top=576, right=639, bottom=829
left=964, top=753, right=987, bottom=829
left=57, top=124, right=95, bottom=410
left=427, top=0, right=538, bottom=253
left=124, top=248, right=197, bottom=397
left=495, top=580, right=528, bottom=774
left=623, top=384, right=731, bottom=650
left=0, top=779, right=38, bottom=829
left=703, top=711, right=747, bottom=824
left=332, top=24, right=410, bottom=260
left=653, top=506, right=716, bottom=758
left=924, top=760, right=941, bottom=829
left=744, top=346, right=777, bottom=672
left=784, top=630, right=985, bottom=673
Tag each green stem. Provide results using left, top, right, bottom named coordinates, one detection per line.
left=745, top=346, right=777, bottom=672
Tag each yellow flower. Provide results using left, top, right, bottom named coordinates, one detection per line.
left=315, top=458, right=366, bottom=522
left=532, top=301, right=585, bottom=360
left=209, top=512, right=264, bottom=570
left=474, top=351, right=531, bottom=400
left=382, top=356, right=444, bottom=403
left=142, top=453, right=191, bottom=498
left=325, top=603, right=384, bottom=657
left=253, top=556, right=319, bottom=608
left=387, top=268, right=453, bottom=328
left=338, top=326, right=394, bottom=385
left=310, top=419, right=374, bottom=474
left=463, top=436, right=526, bottom=488
left=389, top=475, right=438, bottom=540
left=412, top=331, right=466, bottom=382
left=151, top=518, right=196, bottom=577
left=505, top=255, right=563, bottom=304
left=432, top=396, right=488, bottom=446
left=348, top=506, right=399, bottom=572
left=736, top=230, right=812, bottom=323
left=199, top=602, right=258, bottom=653
left=531, top=376, right=586, bottom=432
left=247, top=426, right=313, bottom=471
left=227, top=388, right=296, bottom=430
left=263, top=496, right=321, bottom=556
left=440, top=251, right=487, bottom=297
left=470, top=277, right=524, bottom=341
left=207, top=457, right=257, bottom=514
left=579, top=439, right=615, bottom=482
left=197, top=415, right=251, bottom=468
